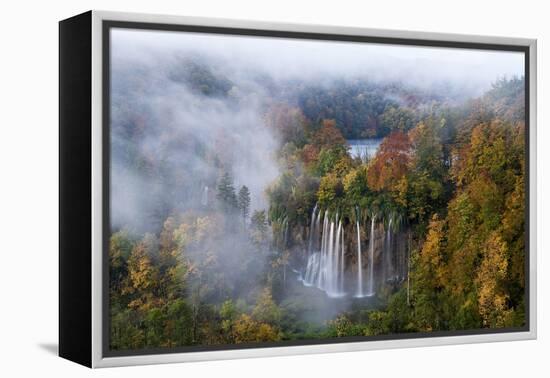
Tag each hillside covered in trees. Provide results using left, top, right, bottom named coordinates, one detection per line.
left=108, top=29, right=526, bottom=353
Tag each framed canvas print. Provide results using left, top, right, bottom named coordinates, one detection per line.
left=59, top=10, right=537, bottom=368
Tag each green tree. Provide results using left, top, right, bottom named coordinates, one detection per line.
left=252, top=288, right=282, bottom=326
left=165, top=299, right=194, bottom=346
left=220, top=300, right=238, bottom=342
left=380, top=105, right=416, bottom=133
left=251, top=210, right=267, bottom=234
left=237, top=185, right=251, bottom=225
left=144, top=307, right=166, bottom=347
left=109, top=230, right=134, bottom=296
left=217, top=171, right=238, bottom=213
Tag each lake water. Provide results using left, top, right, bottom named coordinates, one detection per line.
left=347, top=138, right=383, bottom=160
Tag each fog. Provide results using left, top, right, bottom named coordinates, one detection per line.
left=113, top=28, right=524, bottom=95
left=111, top=32, right=281, bottom=231
left=111, top=27, right=524, bottom=233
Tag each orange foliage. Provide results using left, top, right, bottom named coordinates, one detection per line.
left=301, top=144, right=319, bottom=166
left=313, top=119, right=347, bottom=149
left=367, top=131, right=411, bottom=192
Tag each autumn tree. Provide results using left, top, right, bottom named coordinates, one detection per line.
left=476, top=232, right=512, bottom=327
left=367, top=131, right=411, bottom=194
left=343, top=165, right=370, bottom=203
left=313, top=119, right=347, bottom=149
left=411, top=215, right=447, bottom=331
left=231, top=314, right=280, bottom=343
left=252, top=288, right=282, bottom=326
left=317, top=172, right=343, bottom=207
left=123, top=234, right=160, bottom=312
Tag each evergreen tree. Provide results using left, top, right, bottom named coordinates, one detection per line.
left=216, top=171, right=238, bottom=213
left=237, top=185, right=251, bottom=224
left=250, top=210, right=268, bottom=246
left=251, top=210, right=267, bottom=233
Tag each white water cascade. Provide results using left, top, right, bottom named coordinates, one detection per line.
left=201, top=185, right=209, bottom=206
left=355, top=215, right=364, bottom=297
left=308, top=204, right=318, bottom=255
left=282, top=217, right=289, bottom=248
left=366, top=215, right=376, bottom=296
left=340, top=226, right=345, bottom=292
left=303, top=209, right=346, bottom=297
left=385, top=218, right=394, bottom=283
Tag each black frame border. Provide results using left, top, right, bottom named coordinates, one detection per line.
left=101, top=19, right=531, bottom=358
left=59, top=11, right=93, bottom=367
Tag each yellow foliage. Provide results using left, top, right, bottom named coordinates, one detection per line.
left=418, top=215, right=447, bottom=289
left=252, top=288, right=281, bottom=325
left=125, top=240, right=158, bottom=294
left=232, top=314, right=280, bottom=343
left=394, top=176, right=409, bottom=207
left=342, top=169, right=358, bottom=193
left=317, top=172, right=341, bottom=205
left=475, top=232, right=511, bottom=327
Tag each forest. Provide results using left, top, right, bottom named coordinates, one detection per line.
left=108, top=31, right=526, bottom=352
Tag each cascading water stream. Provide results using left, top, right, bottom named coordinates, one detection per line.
left=317, top=211, right=329, bottom=288
left=332, top=219, right=341, bottom=295
left=201, top=185, right=209, bottom=206
left=355, top=215, right=363, bottom=297
left=283, top=217, right=289, bottom=248
left=308, top=204, right=318, bottom=255
left=326, top=214, right=335, bottom=289
left=366, top=215, right=376, bottom=296
left=303, top=208, right=346, bottom=297
left=386, top=218, right=393, bottom=282
left=340, top=226, right=345, bottom=293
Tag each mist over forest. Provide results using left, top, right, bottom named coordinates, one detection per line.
left=108, top=29, right=526, bottom=352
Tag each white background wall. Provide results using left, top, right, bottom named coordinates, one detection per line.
left=0, top=0, right=546, bottom=376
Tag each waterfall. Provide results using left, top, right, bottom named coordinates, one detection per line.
left=302, top=207, right=408, bottom=298
left=201, top=185, right=209, bottom=206
left=340, top=225, right=345, bottom=293
left=308, top=204, right=318, bottom=255
left=326, top=214, right=335, bottom=289
left=327, top=216, right=340, bottom=296
left=315, top=210, right=321, bottom=250
left=366, top=215, right=376, bottom=296
left=283, top=217, right=289, bottom=248
left=317, top=211, right=329, bottom=288
left=386, top=218, right=393, bottom=283
left=355, top=216, right=363, bottom=297
left=303, top=253, right=319, bottom=285
left=303, top=209, right=346, bottom=297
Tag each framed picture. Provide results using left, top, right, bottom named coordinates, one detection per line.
left=59, top=10, right=537, bottom=368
